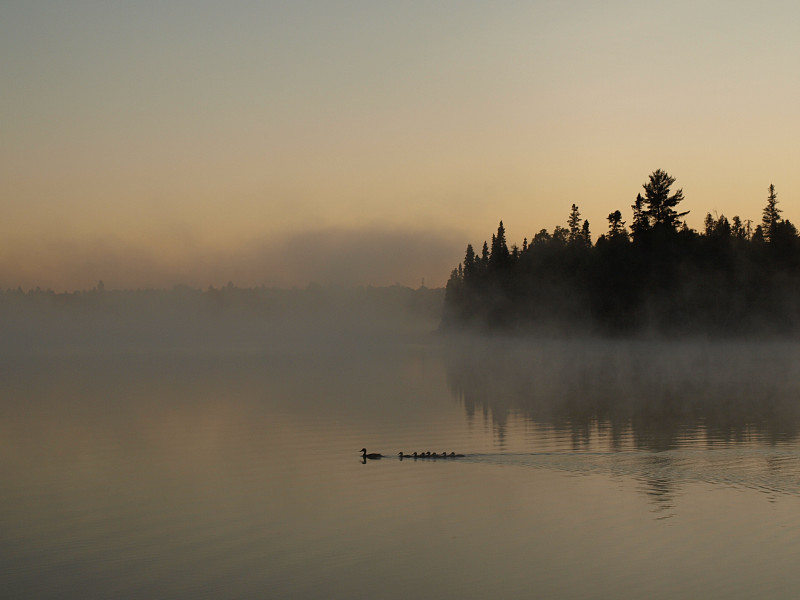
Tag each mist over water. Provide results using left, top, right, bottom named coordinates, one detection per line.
left=0, top=285, right=444, bottom=356
left=445, top=336, right=800, bottom=449
left=3, top=290, right=800, bottom=599
left=444, top=336, right=800, bottom=511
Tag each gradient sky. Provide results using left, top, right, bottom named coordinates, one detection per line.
left=2, top=1, right=799, bottom=290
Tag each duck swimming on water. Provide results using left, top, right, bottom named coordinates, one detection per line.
left=396, top=450, right=466, bottom=460
left=361, top=448, right=383, bottom=459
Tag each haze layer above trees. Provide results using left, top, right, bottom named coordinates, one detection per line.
left=443, top=170, right=800, bottom=337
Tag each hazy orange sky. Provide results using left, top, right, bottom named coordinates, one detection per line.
left=2, top=1, right=799, bottom=290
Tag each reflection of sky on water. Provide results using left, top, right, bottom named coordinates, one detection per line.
left=3, top=341, right=800, bottom=598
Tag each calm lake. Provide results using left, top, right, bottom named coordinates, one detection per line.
left=3, top=328, right=800, bottom=599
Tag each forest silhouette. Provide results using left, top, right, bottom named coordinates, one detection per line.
left=443, top=170, right=800, bottom=337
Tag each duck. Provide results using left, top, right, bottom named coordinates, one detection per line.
left=398, top=452, right=413, bottom=459
left=360, top=448, right=383, bottom=459
left=448, top=452, right=465, bottom=458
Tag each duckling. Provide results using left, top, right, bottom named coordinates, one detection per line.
left=360, top=448, right=383, bottom=459
left=398, top=452, right=412, bottom=459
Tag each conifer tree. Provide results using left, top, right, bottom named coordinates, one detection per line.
left=641, top=169, right=688, bottom=232
left=762, top=184, right=781, bottom=242
left=704, top=213, right=715, bottom=236
left=463, top=244, right=476, bottom=280
left=716, top=215, right=731, bottom=237
left=630, top=194, right=649, bottom=239
left=581, top=219, right=592, bottom=247
left=567, top=204, right=582, bottom=243
left=731, top=216, right=745, bottom=239
left=607, top=210, right=627, bottom=240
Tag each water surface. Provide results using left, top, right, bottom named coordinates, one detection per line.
left=3, top=336, right=800, bottom=599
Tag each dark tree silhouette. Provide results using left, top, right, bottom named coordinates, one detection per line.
left=489, top=221, right=510, bottom=268
left=641, top=169, right=688, bottom=232
left=443, top=170, right=800, bottom=337
left=463, top=244, right=477, bottom=279
left=581, top=219, right=591, bottom=247
left=630, top=193, right=649, bottom=240
left=567, top=204, right=582, bottom=242
left=607, top=210, right=627, bottom=240
left=762, top=183, right=781, bottom=242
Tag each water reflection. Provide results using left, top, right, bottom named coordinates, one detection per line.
left=444, top=337, right=800, bottom=511
left=639, top=455, right=677, bottom=517
left=444, top=337, right=800, bottom=449
left=4, top=340, right=800, bottom=598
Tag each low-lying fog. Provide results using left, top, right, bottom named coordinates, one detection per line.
left=6, top=283, right=800, bottom=446
left=445, top=334, right=800, bottom=448
left=0, top=285, right=444, bottom=356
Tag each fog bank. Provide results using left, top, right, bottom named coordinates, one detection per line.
left=0, top=225, right=465, bottom=292
left=0, top=284, right=445, bottom=356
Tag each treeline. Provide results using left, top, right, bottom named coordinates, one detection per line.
left=443, top=170, right=800, bottom=336
left=0, top=282, right=443, bottom=321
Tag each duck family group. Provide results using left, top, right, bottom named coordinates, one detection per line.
left=360, top=448, right=464, bottom=460
left=400, top=451, right=465, bottom=459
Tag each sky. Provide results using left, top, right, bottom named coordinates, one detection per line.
left=2, top=1, right=799, bottom=290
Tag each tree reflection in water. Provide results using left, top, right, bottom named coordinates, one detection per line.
left=445, top=337, right=800, bottom=449
left=444, top=336, right=800, bottom=512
